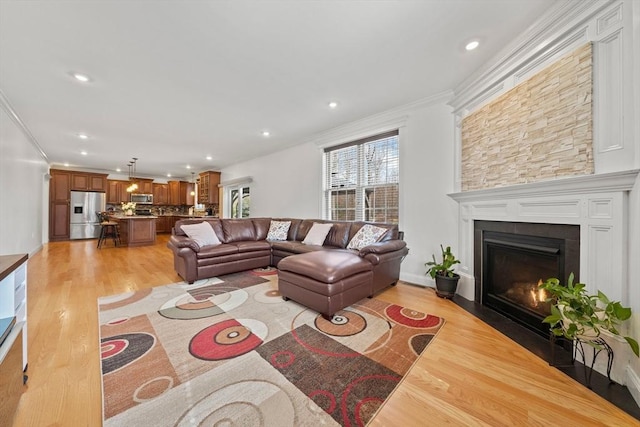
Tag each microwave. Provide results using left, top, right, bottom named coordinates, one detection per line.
left=130, top=193, right=153, bottom=204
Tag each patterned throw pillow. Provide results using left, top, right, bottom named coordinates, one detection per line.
left=267, top=220, right=291, bottom=241
left=180, top=222, right=221, bottom=248
left=347, top=224, right=388, bottom=250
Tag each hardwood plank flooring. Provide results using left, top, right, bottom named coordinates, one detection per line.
left=12, top=236, right=639, bottom=426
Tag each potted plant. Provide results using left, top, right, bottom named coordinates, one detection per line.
left=539, top=273, right=639, bottom=358
left=425, top=245, right=460, bottom=299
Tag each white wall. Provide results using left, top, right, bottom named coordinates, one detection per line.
left=0, top=100, right=49, bottom=257
left=222, top=95, right=457, bottom=287
left=221, top=142, right=323, bottom=218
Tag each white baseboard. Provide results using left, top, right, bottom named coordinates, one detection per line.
left=399, top=272, right=429, bottom=287
left=400, top=271, right=475, bottom=301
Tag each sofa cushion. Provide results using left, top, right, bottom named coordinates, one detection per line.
left=180, top=222, right=221, bottom=248
left=347, top=224, right=389, bottom=250
left=252, top=218, right=271, bottom=240
left=267, top=220, right=291, bottom=241
left=278, top=250, right=372, bottom=283
left=223, top=219, right=258, bottom=243
left=325, top=221, right=352, bottom=248
left=302, top=223, right=333, bottom=245
left=236, top=241, right=272, bottom=253
left=195, top=243, right=239, bottom=259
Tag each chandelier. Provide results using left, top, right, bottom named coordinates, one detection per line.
left=126, top=158, right=138, bottom=193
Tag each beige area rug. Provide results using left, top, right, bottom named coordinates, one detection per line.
left=98, top=269, right=445, bottom=426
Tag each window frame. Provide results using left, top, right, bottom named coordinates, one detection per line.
left=323, top=130, right=399, bottom=224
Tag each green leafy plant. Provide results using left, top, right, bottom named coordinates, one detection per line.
left=425, top=245, right=460, bottom=279
left=539, top=273, right=639, bottom=357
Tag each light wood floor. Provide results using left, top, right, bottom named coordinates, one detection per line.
left=12, top=235, right=639, bottom=426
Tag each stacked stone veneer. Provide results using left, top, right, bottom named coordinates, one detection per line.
left=461, top=43, right=594, bottom=191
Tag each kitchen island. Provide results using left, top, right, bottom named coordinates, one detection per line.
left=113, top=215, right=157, bottom=247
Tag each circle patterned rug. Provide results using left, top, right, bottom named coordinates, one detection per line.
left=98, top=269, right=445, bottom=426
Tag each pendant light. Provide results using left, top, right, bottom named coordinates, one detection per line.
left=126, top=157, right=139, bottom=192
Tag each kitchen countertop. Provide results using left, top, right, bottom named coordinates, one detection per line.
left=111, top=215, right=158, bottom=219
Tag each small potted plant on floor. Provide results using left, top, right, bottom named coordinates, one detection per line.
left=539, top=273, right=639, bottom=357
left=425, top=245, right=460, bottom=299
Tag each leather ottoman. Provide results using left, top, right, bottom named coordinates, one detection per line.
left=277, top=250, right=373, bottom=319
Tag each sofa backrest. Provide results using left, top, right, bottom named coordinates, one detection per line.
left=174, top=217, right=400, bottom=246
left=251, top=218, right=271, bottom=240
left=349, top=221, right=399, bottom=242
left=222, top=219, right=259, bottom=242
left=174, top=218, right=225, bottom=241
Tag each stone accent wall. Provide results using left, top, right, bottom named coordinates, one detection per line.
left=461, top=43, right=594, bottom=191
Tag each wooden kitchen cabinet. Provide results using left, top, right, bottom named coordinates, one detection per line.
left=117, top=217, right=156, bottom=246
left=198, top=171, right=220, bottom=204
left=156, top=216, right=173, bottom=233
left=71, top=172, right=107, bottom=192
left=132, top=179, right=153, bottom=194
left=107, top=180, right=130, bottom=204
left=49, top=170, right=71, bottom=241
left=180, top=181, right=195, bottom=206
left=168, top=181, right=181, bottom=205
left=153, top=183, right=168, bottom=205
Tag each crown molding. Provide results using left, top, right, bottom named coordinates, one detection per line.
left=0, top=89, right=49, bottom=163
left=450, top=0, right=616, bottom=112
left=310, top=90, right=453, bottom=149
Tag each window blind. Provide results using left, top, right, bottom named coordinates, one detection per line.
left=323, top=130, right=399, bottom=224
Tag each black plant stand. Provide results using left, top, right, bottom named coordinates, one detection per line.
left=550, top=333, right=614, bottom=389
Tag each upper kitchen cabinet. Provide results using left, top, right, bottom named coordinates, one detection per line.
left=132, top=179, right=153, bottom=194
left=180, top=181, right=195, bottom=206
left=167, top=181, right=193, bottom=205
left=106, top=180, right=130, bottom=204
left=153, top=183, right=168, bottom=205
left=70, top=171, right=107, bottom=192
left=198, top=171, right=220, bottom=204
left=168, top=181, right=181, bottom=205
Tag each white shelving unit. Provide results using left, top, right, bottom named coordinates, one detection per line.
left=0, top=254, right=28, bottom=371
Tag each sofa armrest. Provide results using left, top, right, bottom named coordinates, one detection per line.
left=360, top=240, right=409, bottom=266
left=358, top=239, right=406, bottom=256
left=168, top=235, right=201, bottom=253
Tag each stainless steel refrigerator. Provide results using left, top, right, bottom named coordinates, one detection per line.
left=70, top=191, right=106, bottom=239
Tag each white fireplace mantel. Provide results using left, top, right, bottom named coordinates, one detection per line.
left=448, top=170, right=639, bottom=203
left=448, top=169, right=639, bottom=306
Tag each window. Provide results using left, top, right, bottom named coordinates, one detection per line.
left=324, top=130, right=399, bottom=224
left=229, top=185, right=250, bottom=218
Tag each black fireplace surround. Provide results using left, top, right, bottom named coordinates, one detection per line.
left=474, top=221, right=580, bottom=337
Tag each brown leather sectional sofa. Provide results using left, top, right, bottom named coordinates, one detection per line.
left=167, top=217, right=408, bottom=297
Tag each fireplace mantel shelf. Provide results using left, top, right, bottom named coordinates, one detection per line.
left=448, top=170, right=639, bottom=202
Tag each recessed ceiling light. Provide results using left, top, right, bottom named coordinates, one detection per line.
left=206, top=156, right=212, bottom=161
left=77, top=133, right=89, bottom=140
left=71, top=72, right=91, bottom=83
left=262, top=131, right=270, bottom=137
left=64, top=163, right=70, bottom=167
left=186, top=165, right=191, bottom=169
left=116, top=168, right=121, bottom=172
left=465, top=40, right=479, bottom=51
left=167, top=173, right=172, bottom=177
left=328, top=102, right=338, bottom=109
left=80, top=150, right=88, bottom=156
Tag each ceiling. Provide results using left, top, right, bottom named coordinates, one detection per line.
left=0, top=0, right=555, bottom=180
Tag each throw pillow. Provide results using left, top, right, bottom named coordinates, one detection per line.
left=180, top=222, right=221, bottom=247
left=267, top=220, right=291, bottom=241
left=302, top=223, right=333, bottom=246
left=347, top=224, right=388, bottom=250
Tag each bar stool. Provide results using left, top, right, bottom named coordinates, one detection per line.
left=97, top=212, right=121, bottom=248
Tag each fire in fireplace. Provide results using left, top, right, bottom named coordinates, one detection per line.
left=474, top=221, right=580, bottom=337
